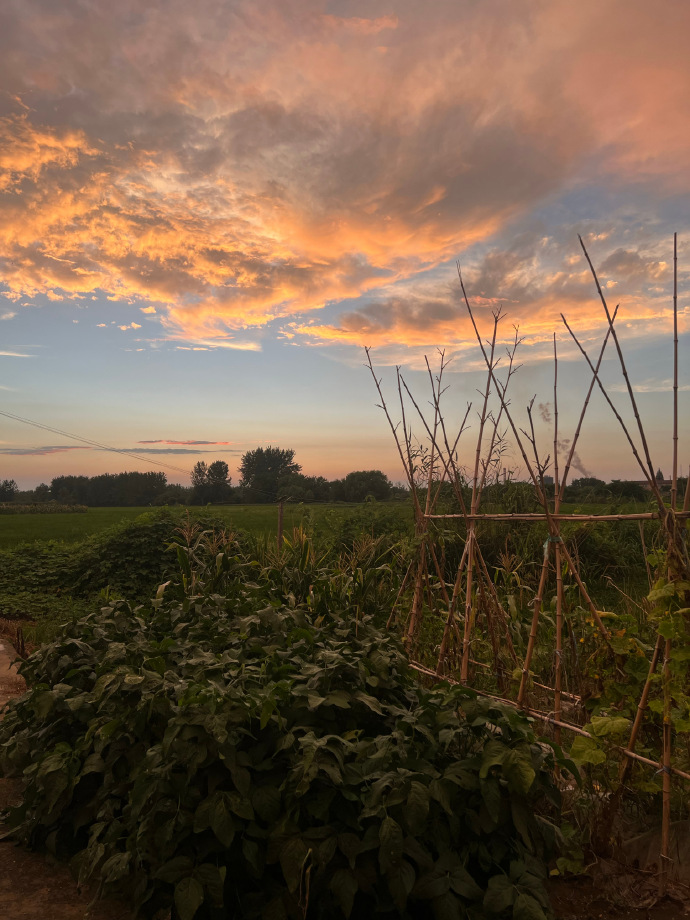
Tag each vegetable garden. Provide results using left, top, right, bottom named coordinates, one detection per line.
left=0, top=235, right=688, bottom=919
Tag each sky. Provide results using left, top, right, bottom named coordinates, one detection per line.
left=1, top=0, right=689, bottom=490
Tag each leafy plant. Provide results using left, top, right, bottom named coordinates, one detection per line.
left=0, top=569, right=570, bottom=919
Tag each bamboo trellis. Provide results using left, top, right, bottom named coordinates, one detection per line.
left=367, top=234, right=689, bottom=889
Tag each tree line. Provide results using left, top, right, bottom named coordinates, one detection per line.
left=1, top=447, right=405, bottom=507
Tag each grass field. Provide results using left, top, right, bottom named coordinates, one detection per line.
left=0, top=502, right=413, bottom=549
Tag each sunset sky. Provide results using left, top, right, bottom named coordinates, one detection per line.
left=1, top=0, right=688, bottom=489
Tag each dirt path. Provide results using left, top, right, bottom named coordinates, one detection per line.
left=0, top=638, right=132, bottom=920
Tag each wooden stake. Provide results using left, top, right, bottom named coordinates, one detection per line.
left=672, top=232, right=679, bottom=510
left=517, top=551, right=551, bottom=707
left=660, top=637, right=673, bottom=893
left=277, top=500, right=284, bottom=550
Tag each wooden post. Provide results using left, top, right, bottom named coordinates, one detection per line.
left=671, top=232, right=678, bottom=510
left=277, top=499, right=284, bottom=550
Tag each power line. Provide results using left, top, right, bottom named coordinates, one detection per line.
left=0, top=409, right=194, bottom=476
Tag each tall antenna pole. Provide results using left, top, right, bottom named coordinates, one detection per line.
left=671, top=232, right=679, bottom=509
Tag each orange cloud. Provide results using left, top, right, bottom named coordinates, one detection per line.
left=0, top=0, right=688, bottom=354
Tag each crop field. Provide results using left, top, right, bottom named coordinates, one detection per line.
left=0, top=501, right=412, bottom=550
left=0, top=491, right=687, bottom=919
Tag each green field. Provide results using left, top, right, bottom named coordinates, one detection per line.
left=0, top=502, right=413, bottom=549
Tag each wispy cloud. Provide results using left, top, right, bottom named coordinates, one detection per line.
left=0, top=443, right=239, bottom=456
left=139, top=439, right=235, bottom=445
left=610, top=379, right=690, bottom=394
left=0, top=445, right=86, bottom=456
left=0, top=350, right=33, bottom=357
left=0, top=311, right=16, bottom=320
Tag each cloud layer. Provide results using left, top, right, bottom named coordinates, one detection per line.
left=0, top=0, right=689, bottom=351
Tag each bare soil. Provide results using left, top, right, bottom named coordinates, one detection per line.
left=0, top=636, right=132, bottom=920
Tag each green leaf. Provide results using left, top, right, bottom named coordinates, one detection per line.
left=279, top=838, right=310, bottom=893
left=448, top=863, right=483, bottom=900
left=483, top=874, right=515, bottom=913
left=211, top=797, right=235, bottom=848
left=174, top=877, right=204, bottom=920
left=502, top=750, right=536, bottom=795
left=513, top=892, right=548, bottom=920
left=324, top=690, right=351, bottom=709
left=330, top=868, right=358, bottom=919
left=194, top=864, right=226, bottom=907
left=386, top=859, right=416, bottom=910
left=379, top=816, right=404, bottom=873
left=431, top=892, right=463, bottom=920
left=569, top=736, right=606, bottom=766
left=252, top=784, right=281, bottom=822
left=411, top=870, right=451, bottom=900
left=155, top=856, right=194, bottom=883
left=260, top=697, right=275, bottom=729
left=405, top=781, right=429, bottom=832
left=589, top=715, right=630, bottom=738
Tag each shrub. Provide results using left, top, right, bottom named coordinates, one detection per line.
left=0, top=586, right=570, bottom=919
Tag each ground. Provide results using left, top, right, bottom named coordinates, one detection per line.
left=1, top=635, right=688, bottom=919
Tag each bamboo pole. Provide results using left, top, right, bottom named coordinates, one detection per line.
left=461, top=320, right=500, bottom=681
left=672, top=232, right=679, bottom=510
left=619, top=633, right=664, bottom=787
left=558, top=305, right=619, bottom=502
left=562, top=315, right=658, bottom=494
left=424, top=511, right=690, bottom=523
left=660, top=637, right=673, bottom=892
left=517, top=552, right=551, bottom=707
left=408, top=661, right=690, bottom=783
left=553, top=333, right=564, bottom=745
left=579, top=236, right=662, bottom=503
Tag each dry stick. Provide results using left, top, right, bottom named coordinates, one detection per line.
left=456, top=273, right=554, bottom=654
left=517, top=553, right=552, bottom=707
left=408, top=661, right=690, bottom=782
left=437, top=541, right=472, bottom=672
left=553, top=333, right=564, bottom=745
left=470, top=656, right=581, bottom=701
left=457, top=268, right=613, bottom=695
left=364, top=350, right=428, bottom=648
left=365, top=350, right=420, bottom=504
left=562, top=316, right=657, bottom=492
left=639, top=521, right=654, bottom=591
left=396, top=365, right=430, bottom=648
left=473, top=544, right=519, bottom=664
left=619, top=634, right=664, bottom=787
left=425, top=511, right=690, bottom=522
left=557, top=305, right=619, bottom=502
left=661, top=637, right=673, bottom=892
left=579, top=236, right=662, bottom=505
left=387, top=560, right=414, bottom=630
left=672, top=232, right=679, bottom=510
left=461, top=316, right=501, bottom=682
left=398, top=373, right=475, bottom=667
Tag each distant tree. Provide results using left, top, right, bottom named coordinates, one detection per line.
left=33, top=483, right=51, bottom=502
left=191, top=461, right=209, bottom=489
left=0, top=479, right=19, bottom=502
left=190, top=460, right=232, bottom=504
left=278, top=473, right=331, bottom=502
left=656, top=468, right=665, bottom=483
left=51, top=472, right=166, bottom=506
left=331, top=470, right=393, bottom=503
left=239, top=447, right=301, bottom=502
left=152, top=484, right=192, bottom=506
left=607, top=479, right=648, bottom=502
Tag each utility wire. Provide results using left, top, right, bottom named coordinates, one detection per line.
left=0, top=409, right=194, bottom=476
